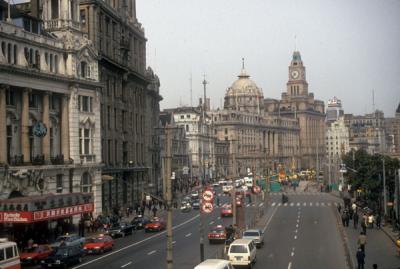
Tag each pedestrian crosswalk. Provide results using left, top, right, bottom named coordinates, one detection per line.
left=270, top=192, right=326, bottom=196
left=270, top=201, right=343, bottom=208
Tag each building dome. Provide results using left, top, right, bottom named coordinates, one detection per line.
left=226, top=68, right=263, bottom=98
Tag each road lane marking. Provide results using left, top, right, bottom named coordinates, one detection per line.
left=121, top=262, right=132, bottom=268
left=172, top=241, right=176, bottom=244
left=290, top=202, right=294, bottom=206
left=291, top=251, right=294, bottom=257
left=284, top=203, right=288, bottom=207
left=246, top=204, right=250, bottom=207
left=310, top=202, right=313, bottom=206
left=327, top=202, right=331, bottom=206
left=294, top=235, right=297, bottom=239
left=297, top=219, right=299, bottom=223
left=259, top=203, right=263, bottom=207
left=288, top=261, right=292, bottom=269
left=71, top=214, right=200, bottom=269
left=272, top=202, right=276, bottom=206
left=303, top=202, right=306, bottom=206
left=316, top=202, right=319, bottom=206
left=185, top=233, right=192, bottom=237
left=295, top=229, right=298, bottom=233
left=321, top=202, right=325, bottom=206
left=217, top=217, right=221, bottom=220
left=147, top=250, right=156, bottom=255
left=262, top=204, right=279, bottom=233
left=296, top=202, right=300, bottom=206
left=278, top=203, right=281, bottom=206
left=209, top=221, right=214, bottom=225
left=296, top=224, right=299, bottom=228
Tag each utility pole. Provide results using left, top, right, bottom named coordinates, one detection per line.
left=164, top=125, right=173, bottom=269
left=382, top=158, right=387, bottom=217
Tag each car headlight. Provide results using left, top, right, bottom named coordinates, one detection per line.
left=26, top=257, right=33, bottom=259
left=41, top=260, right=45, bottom=264
left=83, top=247, right=87, bottom=249
left=55, top=260, right=61, bottom=264
left=94, top=247, right=100, bottom=249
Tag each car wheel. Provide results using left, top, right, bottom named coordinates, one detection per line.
left=248, top=262, right=253, bottom=269
left=100, top=248, right=104, bottom=254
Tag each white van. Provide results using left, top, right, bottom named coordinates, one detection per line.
left=227, top=239, right=257, bottom=268
left=194, top=259, right=233, bottom=269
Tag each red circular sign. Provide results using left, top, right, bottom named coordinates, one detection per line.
left=252, top=185, right=261, bottom=194
left=202, top=190, right=214, bottom=202
left=202, top=202, right=214, bottom=213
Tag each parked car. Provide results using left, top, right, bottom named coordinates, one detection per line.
left=51, top=234, right=85, bottom=248
left=144, top=217, right=166, bottom=232
left=20, top=244, right=53, bottom=265
left=83, top=235, right=114, bottom=254
left=41, top=245, right=82, bottom=268
left=242, top=229, right=264, bottom=248
left=131, top=215, right=151, bottom=230
left=106, top=222, right=134, bottom=237
left=192, top=199, right=200, bottom=210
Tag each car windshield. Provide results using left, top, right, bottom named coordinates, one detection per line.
left=230, top=245, right=248, bottom=253
left=55, top=236, right=70, bottom=242
left=211, top=228, right=224, bottom=233
left=244, top=232, right=260, bottom=237
left=86, top=238, right=104, bottom=243
left=55, top=248, right=69, bottom=256
left=24, top=247, right=40, bottom=253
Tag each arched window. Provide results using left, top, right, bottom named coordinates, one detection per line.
left=81, top=172, right=92, bottom=192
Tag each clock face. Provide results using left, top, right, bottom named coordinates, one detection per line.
left=291, top=70, right=299, bottom=79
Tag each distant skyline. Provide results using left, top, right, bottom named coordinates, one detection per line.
left=137, top=0, right=400, bottom=117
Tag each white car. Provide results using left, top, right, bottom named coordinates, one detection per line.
left=194, top=259, right=233, bottom=269
left=242, top=229, right=264, bottom=248
left=228, top=239, right=257, bottom=268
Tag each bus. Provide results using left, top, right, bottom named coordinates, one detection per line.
left=0, top=239, right=21, bottom=269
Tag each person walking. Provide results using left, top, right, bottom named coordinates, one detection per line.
left=356, top=248, right=365, bottom=269
left=152, top=205, right=158, bottom=217
left=338, top=204, right=342, bottom=213
left=353, top=212, right=359, bottom=228
left=375, top=214, right=381, bottom=229
left=357, top=232, right=367, bottom=252
left=368, top=214, right=374, bottom=228
left=361, top=218, right=367, bottom=234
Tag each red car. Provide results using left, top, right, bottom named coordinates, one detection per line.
left=144, top=217, right=166, bottom=232
left=220, top=204, right=233, bottom=217
left=20, top=244, right=53, bottom=265
left=83, top=235, right=114, bottom=254
left=235, top=196, right=243, bottom=207
left=208, top=225, right=226, bottom=244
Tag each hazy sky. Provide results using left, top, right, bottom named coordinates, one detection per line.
left=137, top=0, right=400, bottom=117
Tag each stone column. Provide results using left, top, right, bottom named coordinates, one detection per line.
left=21, top=88, right=30, bottom=163
left=274, top=133, right=279, bottom=156
left=60, top=94, right=70, bottom=161
left=42, top=92, right=50, bottom=161
left=0, top=86, right=7, bottom=164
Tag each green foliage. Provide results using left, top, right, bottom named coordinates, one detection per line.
left=343, top=149, right=400, bottom=201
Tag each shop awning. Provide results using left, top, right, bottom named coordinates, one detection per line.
left=0, top=193, right=93, bottom=224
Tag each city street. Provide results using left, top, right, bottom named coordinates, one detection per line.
left=66, top=187, right=353, bottom=269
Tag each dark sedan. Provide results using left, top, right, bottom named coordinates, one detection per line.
left=105, top=222, right=134, bottom=237
left=131, top=215, right=151, bottom=230
left=41, top=246, right=82, bottom=268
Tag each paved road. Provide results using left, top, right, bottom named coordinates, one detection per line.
left=253, top=191, right=347, bottom=269
left=68, top=187, right=351, bottom=269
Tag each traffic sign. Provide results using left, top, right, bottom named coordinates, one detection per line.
left=202, top=190, right=214, bottom=202
left=202, top=202, right=214, bottom=213
left=252, top=185, right=261, bottom=194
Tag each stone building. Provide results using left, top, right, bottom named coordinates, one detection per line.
left=158, top=111, right=190, bottom=196
left=326, top=96, right=344, bottom=124
left=344, top=110, right=387, bottom=155
left=265, top=51, right=325, bottom=169
left=78, top=0, right=162, bottom=213
left=211, top=64, right=300, bottom=177
left=0, top=0, right=102, bottom=222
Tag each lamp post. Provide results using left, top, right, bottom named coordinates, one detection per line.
left=382, top=158, right=387, bottom=217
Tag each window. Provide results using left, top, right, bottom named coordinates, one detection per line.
left=180, top=115, right=184, bottom=119
left=79, top=128, right=92, bottom=155
left=123, top=142, right=128, bottom=164
left=56, top=174, right=63, bottom=193
left=107, top=106, right=111, bottom=129
left=185, top=125, right=189, bottom=132
left=29, top=93, right=38, bottom=108
left=80, top=9, right=86, bottom=27
left=186, top=114, right=190, bottom=118
left=78, top=95, right=93, bottom=112
left=114, top=108, right=117, bottom=128
left=80, top=61, right=88, bottom=77
left=5, top=247, right=13, bottom=259
left=81, top=172, right=92, bottom=193
left=5, top=89, right=14, bottom=106
left=51, top=0, right=59, bottom=19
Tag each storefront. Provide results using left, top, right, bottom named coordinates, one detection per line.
left=0, top=193, right=93, bottom=248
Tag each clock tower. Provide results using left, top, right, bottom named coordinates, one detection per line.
left=287, top=51, right=308, bottom=96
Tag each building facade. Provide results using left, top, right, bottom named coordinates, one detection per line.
left=78, top=0, right=161, bottom=213
left=344, top=110, right=387, bottom=155
left=265, top=51, right=325, bottom=169
left=326, top=117, right=350, bottom=158
left=0, top=0, right=103, bottom=218
left=326, top=96, right=344, bottom=124
left=212, top=65, right=300, bottom=177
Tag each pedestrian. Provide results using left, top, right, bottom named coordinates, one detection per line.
left=345, top=210, right=350, bottom=227
left=361, top=218, right=367, bottom=235
left=368, top=214, right=374, bottom=229
left=372, top=264, right=378, bottom=269
left=352, top=202, right=357, bottom=212
left=152, top=205, right=157, bottom=217
left=357, top=232, right=367, bottom=252
left=356, top=248, right=365, bottom=269
left=375, top=214, right=381, bottom=229
left=338, top=204, right=342, bottom=213
left=341, top=211, right=346, bottom=226
left=353, top=212, right=359, bottom=229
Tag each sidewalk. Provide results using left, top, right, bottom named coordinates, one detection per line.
left=343, top=220, right=399, bottom=268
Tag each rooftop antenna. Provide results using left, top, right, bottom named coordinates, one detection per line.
left=190, top=73, right=193, bottom=107
left=372, top=89, right=375, bottom=112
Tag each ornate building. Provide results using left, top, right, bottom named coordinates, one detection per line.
left=78, top=0, right=162, bottom=213
left=265, top=51, right=325, bottom=169
left=211, top=63, right=300, bottom=177
left=0, top=0, right=102, bottom=220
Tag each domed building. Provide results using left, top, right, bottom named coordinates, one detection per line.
left=224, top=65, right=264, bottom=114
left=210, top=62, right=301, bottom=177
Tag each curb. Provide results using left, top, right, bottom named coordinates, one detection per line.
left=332, top=205, right=355, bottom=269
left=380, top=225, right=399, bottom=245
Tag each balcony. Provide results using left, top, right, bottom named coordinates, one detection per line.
left=31, top=155, right=45, bottom=165
left=8, top=155, right=24, bottom=166
left=50, top=154, right=65, bottom=165
left=80, top=154, right=96, bottom=164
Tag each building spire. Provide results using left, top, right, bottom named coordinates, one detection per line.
left=239, top=58, right=249, bottom=78
left=242, top=58, right=245, bottom=69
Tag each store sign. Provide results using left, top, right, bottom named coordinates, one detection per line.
left=0, top=212, right=33, bottom=223
left=33, top=203, right=93, bottom=221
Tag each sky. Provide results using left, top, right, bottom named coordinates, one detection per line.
left=137, top=0, right=400, bottom=117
